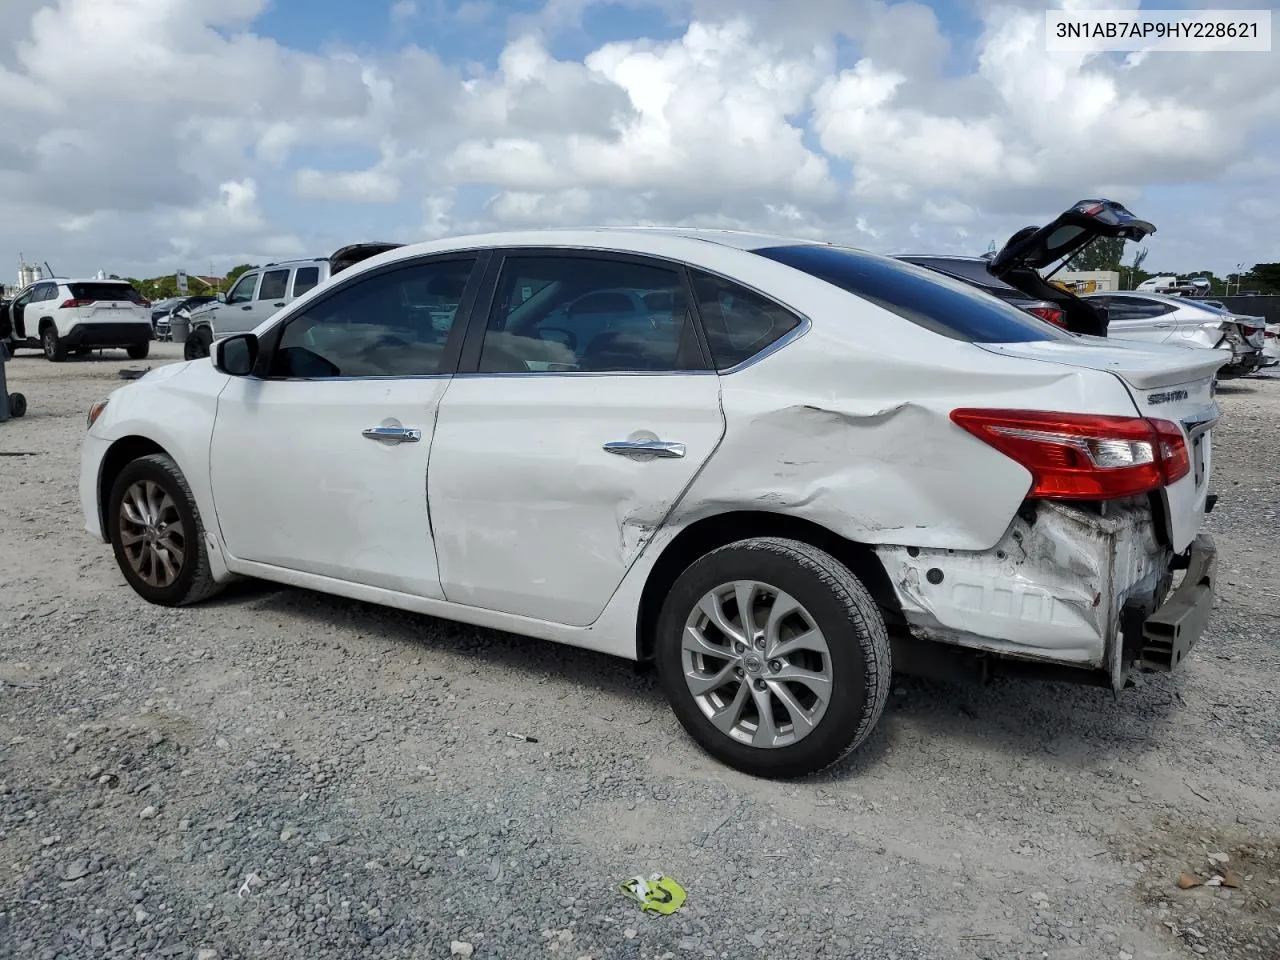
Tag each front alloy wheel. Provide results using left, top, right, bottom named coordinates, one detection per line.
left=118, top=479, right=187, bottom=589
left=107, top=453, right=223, bottom=606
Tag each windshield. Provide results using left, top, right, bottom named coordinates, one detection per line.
left=755, top=245, right=1070, bottom=343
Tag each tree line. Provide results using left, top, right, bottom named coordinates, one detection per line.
left=1065, top=237, right=1280, bottom=294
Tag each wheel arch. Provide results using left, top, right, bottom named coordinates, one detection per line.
left=37, top=316, right=56, bottom=333
left=96, top=435, right=171, bottom=538
left=635, top=511, right=904, bottom=662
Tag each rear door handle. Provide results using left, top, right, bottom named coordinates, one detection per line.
left=1154, top=322, right=1174, bottom=329
left=362, top=425, right=422, bottom=444
left=273, top=302, right=286, bottom=308
left=241, top=305, right=252, bottom=311
left=603, top=439, right=686, bottom=458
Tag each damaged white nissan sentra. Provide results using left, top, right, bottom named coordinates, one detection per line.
left=79, top=228, right=1221, bottom=778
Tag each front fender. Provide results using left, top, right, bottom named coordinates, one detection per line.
left=87, top=361, right=231, bottom=565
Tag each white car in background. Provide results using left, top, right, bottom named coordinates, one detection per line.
left=5, top=278, right=153, bottom=361
left=79, top=228, right=1221, bottom=778
left=1084, top=291, right=1266, bottom=378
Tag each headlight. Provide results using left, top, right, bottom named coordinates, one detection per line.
left=87, top=399, right=109, bottom=429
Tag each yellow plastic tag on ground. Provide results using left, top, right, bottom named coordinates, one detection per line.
left=619, top=874, right=686, bottom=914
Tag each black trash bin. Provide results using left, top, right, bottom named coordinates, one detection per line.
left=0, top=341, right=28, bottom=421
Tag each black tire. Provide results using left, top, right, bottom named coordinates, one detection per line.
left=42, top=326, right=67, bottom=362
left=8, top=393, right=25, bottom=418
left=655, top=537, right=891, bottom=779
left=184, top=327, right=211, bottom=361
left=126, top=342, right=150, bottom=360
left=107, top=453, right=223, bottom=607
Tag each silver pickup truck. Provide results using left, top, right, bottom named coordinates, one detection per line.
left=179, top=243, right=402, bottom=360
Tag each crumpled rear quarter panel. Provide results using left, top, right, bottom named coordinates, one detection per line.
left=875, top=500, right=1169, bottom=675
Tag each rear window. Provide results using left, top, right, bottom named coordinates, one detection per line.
left=69, top=283, right=143, bottom=303
left=899, top=256, right=1023, bottom=292
left=754, top=245, right=1068, bottom=343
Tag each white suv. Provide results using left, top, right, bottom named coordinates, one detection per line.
left=5, top=278, right=153, bottom=362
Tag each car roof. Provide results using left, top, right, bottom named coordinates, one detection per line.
left=1083, top=290, right=1199, bottom=306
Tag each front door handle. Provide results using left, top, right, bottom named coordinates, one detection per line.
left=363, top=425, right=422, bottom=445
left=1154, top=322, right=1174, bottom=329
left=603, top=439, right=686, bottom=458
left=273, top=302, right=286, bottom=308
left=241, top=305, right=252, bottom=311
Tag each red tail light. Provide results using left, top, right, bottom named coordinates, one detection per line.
left=1025, top=304, right=1067, bottom=328
left=950, top=409, right=1190, bottom=500
left=60, top=298, right=94, bottom=308
left=140, top=298, right=151, bottom=308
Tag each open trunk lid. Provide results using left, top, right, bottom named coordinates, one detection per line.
left=978, top=338, right=1222, bottom=551
left=987, top=200, right=1156, bottom=338
left=329, top=242, right=404, bottom=276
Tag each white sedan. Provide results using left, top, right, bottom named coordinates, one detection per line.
left=79, top=228, right=1223, bottom=778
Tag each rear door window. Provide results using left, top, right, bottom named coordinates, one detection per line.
left=756, top=245, right=1069, bottom=343
left=477, top=255, right=705, bottom=373
left=258, top=269, right=290, bottom=301
left=292, top=267, right=320, bottom=298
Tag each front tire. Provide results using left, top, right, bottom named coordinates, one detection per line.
left=655, top=537, right=891, bottom=779
left=42, top=326, right=67, bottom=362
left=7, top=393, right=25, bottom=418
left=126, top=342, right=150, bottom=360
left=184, top=327, right=211, bottom=361
left=107, top=454, right=223, bottom=607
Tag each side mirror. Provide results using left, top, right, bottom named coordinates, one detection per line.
left=216, top=292, right=227, bottom=304
left=213, top=333, right=259, bottom=376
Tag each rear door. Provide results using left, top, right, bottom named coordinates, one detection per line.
left=427, top=249, right=726, bottom=627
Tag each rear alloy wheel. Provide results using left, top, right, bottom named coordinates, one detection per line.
left=42, top=326, right=67, bottom=362
left=127, top=342, right=150, bottom=360
left=656, top=537, right=891, bottom=779
left=107, top=454, right=223, bottom=606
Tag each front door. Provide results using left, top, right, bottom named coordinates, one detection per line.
left=429, top=251, right=726, bottom=627
left=208, top=255, right=484, bottom=598
left=216, top=271, right=262, bottom=336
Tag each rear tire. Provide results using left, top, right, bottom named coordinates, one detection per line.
left=107, top=453, right=224, bottom=607
left=7, top=393, right=26, bottom=418
left=126, top=342, right=150, bottom=360
left=655, top=537, right=891, bottom=779
left=42, top=326, right=67, bottom=362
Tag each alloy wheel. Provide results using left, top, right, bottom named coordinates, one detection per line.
left=118, top=479, right=187, bottom=588
left=681, top=580, right=834, bottom=749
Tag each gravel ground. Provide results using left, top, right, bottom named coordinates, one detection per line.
left=1, top=344, right=1277, bottom=960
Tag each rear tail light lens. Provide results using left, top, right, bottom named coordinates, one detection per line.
left=60, top=298, right=94, bottom=308
left=950, top=409, right=1191, bottom=500
left=140, top=299, right=151, bottom=308
left=1025, top=304, right=1067, bottom=328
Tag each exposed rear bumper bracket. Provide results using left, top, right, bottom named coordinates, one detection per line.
left=1140, top=534, right=1216, bottom=672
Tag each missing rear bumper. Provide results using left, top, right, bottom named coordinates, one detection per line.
left=1140, top=534, right=1216, bottom=672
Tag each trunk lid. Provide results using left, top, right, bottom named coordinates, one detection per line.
left=977, top=338, right=1222, bottom=552
left=329, top=242, right=404, bottom=276
left=988, top=199, right=1156, bottom=276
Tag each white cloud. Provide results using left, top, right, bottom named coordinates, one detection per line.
left=0, top=0, right=1277, bottom=280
